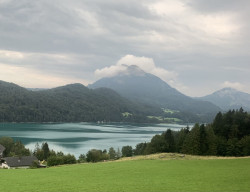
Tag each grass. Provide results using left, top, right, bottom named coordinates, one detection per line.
left=1, top=154, right=250, bottom=192
left=162, top=108, right=179, bottom=114
left=147, top=116, right=182, bottom=122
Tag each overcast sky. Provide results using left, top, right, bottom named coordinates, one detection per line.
left=0, top=0, right=249, bottom=97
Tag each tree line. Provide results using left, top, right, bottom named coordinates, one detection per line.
left=83, top=108, right=250, bottom=161
left=0, top=81, right=162, bottom=123
left=1, top=109, right=250, bottom=166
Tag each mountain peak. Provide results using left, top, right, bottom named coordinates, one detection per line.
left=214, top=87, right=238, bottom=97
left=119, top=64, right=146, bottom=76
left=199, top=87, right=250, bottom=111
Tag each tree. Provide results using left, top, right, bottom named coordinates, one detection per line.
left=175, top=127, right=189, bottom=152
left=47, top=156, right=64, bottom=166
left=116, top=148, right=122, bottom=159
left=182, top=124, right=201, bottom=155
left=240, top=136, right=250, bottom=156
left=108, top=147, right=116, bottom=160
left=122, top=146, right=133, bottom=157
left=206, top=126, right=217, bottom=155
left=42, top=142, right=50, bottom=160
left=33, top=143, right=44, bottom=160
left=163, top=129, right=175, bottom=152
left=0, top=137, right=30, bottom=157
left=63, top=154, right=76, bottom=164
left=78, top=154, right=86, bottom=163
left=134, top=142, right=147, bottom=155
left=199, top=124, right=208, bottom=154
left=0, top=137, right=14, bottom=156
left=147, top=134, right=166, bottom=154
left=86, top=149, right=107, bottom=162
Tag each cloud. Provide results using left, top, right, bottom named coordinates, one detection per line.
left=95, top=55, right=178, bottom=83
left=0, top=1, right=249, bottom=95
left=221, top=81, right=245, bottom=91
left=0, top=49, right=92, bottom=87
left=0, top=62, right=89, bottom=88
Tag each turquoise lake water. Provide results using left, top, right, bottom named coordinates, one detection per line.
left=0, top=123, right=187, bottom=157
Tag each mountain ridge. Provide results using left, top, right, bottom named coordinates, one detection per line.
left=0, top=80, right=161, bottom=122
left=198, top=87, right=250, bottom=111
left=89, top=65, right=221, bottom=122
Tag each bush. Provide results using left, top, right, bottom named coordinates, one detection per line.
left=30, top=160, right=40, bottom=169
left=78, top=154, right=86, bottom=163
left=86, top=149, right=109, bottom=162
left=63, top=154, right=76, bottom=164
left=47, top=156, right=64, bottom=166
left=122, top=146, right=133, bottom=157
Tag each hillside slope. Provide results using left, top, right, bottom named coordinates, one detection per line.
left=198, top=88, right=250, bottom=111
left=0, top=158, right=249, bottom=192
left=0, top=80, right=160, bottom=122
left=90, top=65, right=221, bottom=122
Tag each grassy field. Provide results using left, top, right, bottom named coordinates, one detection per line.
left=1, top=154, right=250, bottom=192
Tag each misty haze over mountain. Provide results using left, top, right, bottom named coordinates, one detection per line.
left=198, top=88, right=250, bottom=112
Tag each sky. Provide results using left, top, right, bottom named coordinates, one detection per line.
left=0, top=0, right=249, bottom=97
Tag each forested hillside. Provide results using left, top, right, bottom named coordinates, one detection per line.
left=0, top=80, right=161, bottom=122
left=90, top=65, right=221, bottom=122
left=133, top=108, right=250, bottom=156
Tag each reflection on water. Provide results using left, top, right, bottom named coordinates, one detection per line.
left=0, top=123, right=188, bottom=157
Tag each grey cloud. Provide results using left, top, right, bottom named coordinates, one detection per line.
left=0, top=0, right=249, bottom=95
left=186, top=0, right=250, bottom=13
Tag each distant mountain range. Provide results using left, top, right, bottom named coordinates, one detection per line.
left=1, top=65, right=249, bottom=123
left=89, top=65, right=221, bottom=122
left=197, top=88, right=250, bottom=112
left=0, top=80, right=161, bottom=123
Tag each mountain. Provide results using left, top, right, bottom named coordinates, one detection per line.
left=0, top=80, right=161, bottom=122
left=198, top=88, right=250, bottom=111
left=89, top=65, right=221, bottom=122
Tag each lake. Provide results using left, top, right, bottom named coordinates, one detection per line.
left=0, top=123, right=188, bottom=157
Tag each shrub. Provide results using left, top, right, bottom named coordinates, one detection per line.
left=122, top=146, right=133, bottom=157
left=47, top=156, right=64, bottom=166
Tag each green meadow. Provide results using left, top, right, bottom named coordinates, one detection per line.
left=1, top=156, right=250, bottom=192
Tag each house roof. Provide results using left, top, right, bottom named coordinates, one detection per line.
left=0, top=144, right=5, bottom=153
left=3, top=156, right=38, bottom=167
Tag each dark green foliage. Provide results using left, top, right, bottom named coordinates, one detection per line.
left=33, top=142, right=52, bottom=161
left=0, top=137, right=14, bottom=156
left=86, top=149, right=109, bottom=162
left=62, top=154, right=77, bottom=164
left=213, top=108, right=250, bottom=140
left=0, top=80, right=161, bottom=123
left=146, top=135, right=167, bottom=154
left=47, top=156, right=64, bottom=166
left=108, top=147, right=116, bottom=160
left=121, top=146, right=133, bottom=157
left=116, top=148, right=122, bottom=159
left=78, top=154, right=86, bottom=163
left=47, top=152, right=76, bottom=166
left=239, top=136, right=250, bottom=156
left=30, top=160, right=40, bottom=169
left=0, top=137, right=30, bottom=157
left=33, top=143, right=76, bottom=166
left=134, top=109, right=250, bottom=157
left=182, top=124, right=201, bottom=155
left=42, top=142, right=50, bottom=160
left=175, top=127, right=189, bottom=152
left=206, top=126, right=217, bottom=155
left=163, top=129, right=175, bottom=152
left=134, top=142, right=148, bottom=156
left=33, top=143, right=44, bottom=161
